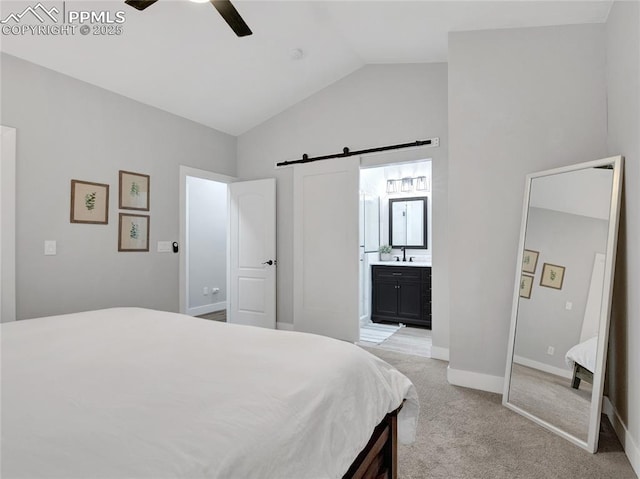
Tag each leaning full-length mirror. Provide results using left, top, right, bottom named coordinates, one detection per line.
left=503, top=156, right=623, bottom=453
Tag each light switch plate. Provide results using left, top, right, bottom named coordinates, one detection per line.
left=157, top=241, right=172, bottom=253
left=44, top=240, right=57, bottom=256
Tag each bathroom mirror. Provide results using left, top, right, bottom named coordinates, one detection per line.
left=389, top=197, right=427, bottom=248
left=503, top=156, right=623, bottom=453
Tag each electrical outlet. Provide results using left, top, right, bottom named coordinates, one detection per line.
left=547, top=346, right=555, bottom=356
left=565, top=301, right=573, bottom=310
left=203, top=286, right=209, bottom=296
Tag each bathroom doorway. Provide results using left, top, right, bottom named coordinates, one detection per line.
left=357, top=160, right=433, bottom=357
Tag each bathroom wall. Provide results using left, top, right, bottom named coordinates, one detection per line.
left=361, top=161, right=433, bottom=262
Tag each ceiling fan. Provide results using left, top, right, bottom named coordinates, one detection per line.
left=124, top=0, right=252, bottom=37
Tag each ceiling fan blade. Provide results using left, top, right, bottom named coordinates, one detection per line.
left=124, top=0, right=159, bottom=11
left=210, top=0, right=252, bottom=37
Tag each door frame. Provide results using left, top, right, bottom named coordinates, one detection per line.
left=178, top=166, right=235, bottom=315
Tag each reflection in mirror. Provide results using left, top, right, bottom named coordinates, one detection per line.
left=389, top=197, right=427, bottom=248
left=503, top=156, right=623, bottom=453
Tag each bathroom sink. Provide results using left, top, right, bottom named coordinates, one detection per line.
left=369, top=260, right=431, bottom=267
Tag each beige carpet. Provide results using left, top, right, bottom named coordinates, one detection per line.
left=364, top=348, right=637, bottom=479
left=509, top=363, right=591, bottom=441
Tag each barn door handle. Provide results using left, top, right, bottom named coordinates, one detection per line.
left=262, top=260, right=275, bottom=266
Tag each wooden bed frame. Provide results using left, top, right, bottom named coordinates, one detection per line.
left=343, top=404, right=402, bottom=479
left=571, top=363, right=593, bottom=389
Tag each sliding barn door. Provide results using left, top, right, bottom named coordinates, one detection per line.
left=228, top=179, right=276, bottom=329
left=293, top=157, right=360, bottom=342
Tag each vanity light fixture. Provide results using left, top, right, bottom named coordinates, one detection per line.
left=387, top=175, right=431, bottom=194
left=401, top=177, right=413, bottom=192
left=415, top=176, right=430, bottom=191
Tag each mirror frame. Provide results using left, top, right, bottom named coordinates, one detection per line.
left=389, top=196, right=428, bottom=249
left=502, top=155, right=623, bottom=453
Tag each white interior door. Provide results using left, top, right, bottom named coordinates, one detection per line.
left=1, top=126, right=17, bottom=323
left=293, top=157, right=360, bottom=342
left=228, top=178, right=276, bottom=328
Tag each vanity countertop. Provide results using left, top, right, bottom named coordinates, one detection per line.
left=369, top=260, right=431, bottom=267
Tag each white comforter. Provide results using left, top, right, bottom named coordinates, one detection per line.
left=565, top=336, right=598, bottom=373
left=1, top=308, right=418, bottom=479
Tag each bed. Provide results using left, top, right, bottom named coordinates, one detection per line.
left=565, top=336, right=597, bottom=389
left=1, top=308, right=418, bottom=479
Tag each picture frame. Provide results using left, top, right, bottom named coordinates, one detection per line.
left=519, top=274, right=534, bottom=299
left=118, top=213, right=150, bottom=252
left=522, top=249, right=539, bottom=274
left=540, top=263, right=565, bottom=290
left=70, top=180, right=109, bottom=224
left=119, top=170, right=150, bottom=211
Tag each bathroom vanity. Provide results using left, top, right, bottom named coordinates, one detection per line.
left=371, top=263, right=431, bottom=329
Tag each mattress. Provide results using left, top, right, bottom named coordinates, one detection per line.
left=1, top=308, right=418, bottom=478
left=565, top=336, right=598, bottom=374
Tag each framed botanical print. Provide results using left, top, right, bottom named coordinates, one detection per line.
left=118, top=213, right=149, bottom=252
left=70, top=180, right=109, bottom=224
left=540, top=263, right=565, bottom=290
left=519, top=274, right=534, bottom=299
left=522, top=249, right=539, bottom=274
left=119, top=170, right=150, bottom=211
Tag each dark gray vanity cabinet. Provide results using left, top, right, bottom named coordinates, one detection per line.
left=371, top=265, right=432, bottom=329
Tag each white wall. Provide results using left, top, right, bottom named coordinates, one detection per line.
left=187, top=177, right=227, bottom=315
left=237, top=63, right=449, bottom=353
left=606, top=0, right=640, bottom=473
left=1, top=54, right=236, bottom=319
left=1, top=126, right=16, bottom=322
left=447, top=24, right=608, bottom=390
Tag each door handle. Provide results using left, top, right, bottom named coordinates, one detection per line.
left=262, top=260, right=275, bottom=266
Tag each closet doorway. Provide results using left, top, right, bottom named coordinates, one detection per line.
left=179, top=167, right=277, bottom=329
left=179, top=166, right=233, bottom=319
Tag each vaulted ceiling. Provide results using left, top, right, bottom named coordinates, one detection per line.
left=1, top=1, right=613, bottom=135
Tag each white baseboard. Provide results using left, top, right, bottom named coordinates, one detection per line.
left=187, top=301, right=226, bottom=317
left=431, top=346, right=449, bottom=362
left=603, top=396, right=640, bottom=476
left=276, top=322, right=294, bottom=331
left=513, top=355, right=573, bottom=380
left=447, top=366, right=504, bottom=394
